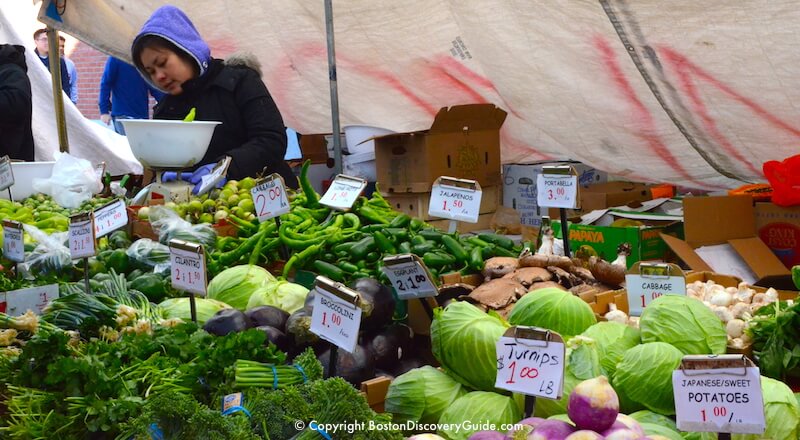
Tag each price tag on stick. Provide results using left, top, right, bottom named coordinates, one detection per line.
left=428, top=176, right=482, bottom=224
left=0, top=155, right=14, bottom=192
left=69, top=212, right=96, bottom=259
left=382, top=254, right=438, bottom=300
left=495, top=326, right=566, bottom=400
left=673, top=355, right=765, bottom=435
left=2, top=220, right=24, bottom=263
left=319, top=174, right=367, bottom=210
left=196, top=156, right=232, bottom=196
left=310, top=276, right=362, bottom=353
left=250, top=173, right=291, bottom=222
left=536, top=166, right=579, bottom=209
left=169, top=239, right=208, bottom=296
left=93, top=198, right=129, bottom=237
left=626, top=263, right=686, bottom=317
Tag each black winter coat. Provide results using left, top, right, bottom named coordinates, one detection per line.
left=154, top=59, right=297, bottom=187
left=0, top=45, right=34, bottom=161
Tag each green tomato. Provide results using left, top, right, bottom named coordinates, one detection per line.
left=227, top=194, right=240, bottom=207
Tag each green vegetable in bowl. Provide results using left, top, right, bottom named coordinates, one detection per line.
left=639, top=295, right=727, bottom=355
left=183, top=107, right=196, bottom=122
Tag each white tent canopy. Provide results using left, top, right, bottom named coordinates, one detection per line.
left=29, top=0, right=800, bottom=189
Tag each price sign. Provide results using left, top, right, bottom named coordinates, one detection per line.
left=319, top=174, right=367, bottom=210
left=250, top=173, right=290, bottom=222
left=169, top=239, right=207, bottom=296
left=69, top=213, right=96, bottom=259
left=625, top=263, right=686, bottom=317
left=536, top=166, right=579, bottom=209
left=382, top=254, right=438, bottom=300
left=93, top=199, right=128, bottom=237
left=428, top=176, right=482, bottom=223
left=2, top=220, right=24, bottom=263
left=0, top=156, right=14, bottom=191
left=5, top=284, right=58, bottom=316
left=196, top=156, right=232, bottom=196
left=310, top=276, right=362, bottom=353
left=495, top=327, right=565, bottom=399
left=673, top=355, right=765, bottom=434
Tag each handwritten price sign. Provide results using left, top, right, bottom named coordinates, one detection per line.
left=0, top=156, right=14, bottom=192
left=69, top=214, right=96, bottom=259
left=93, top=199, right=128, bottom=237
left=428, top=177, right=482, bottom=223
left=169, top=241, right=207, bottom=296
left=626, top=263, right=686, bottom=317
left=382, top=255, right=438, bottom=300
left=495, top=330, right=565, bottom=398
left=673, top=359, right=765, bottom=434
left=536, top=173, right=578, bottom=209
left=5, top=284, right=58, bottom=316
left=319, top=175, right=367, bottom=210
left=251, top=174, right=290, bottom=222
left=310, top=284, right=362, bottom=353
left=2, top=220, right=24, bottom=263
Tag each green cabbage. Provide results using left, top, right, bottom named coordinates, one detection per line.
left=612, top=342, right=683, bottom=415
left=437, top=391, right=521, bottom=440
left=534, top=335, right=604, bottom=418
left=246, top=280, right=309, bottom=313
left=431, top=301, right=509, bottom=391
left=629, top=409, right=678, bottom=431
left=639, top=295, right=727, bottom=355
left=385, top=366, right=467, bottom=427
left=581, top=321, right=640, bottom=376
left=158, top=297, right=231, bottom=324
left=508, top=287, right=596, bottom=337
left=732, top=376, right=800, bottom=440
left=639, top=422, right=684, bottom=440
left=207, top=265, right=276, bottom=310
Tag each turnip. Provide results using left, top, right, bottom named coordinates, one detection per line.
left=467, top=431, right=506, bottom=440
left=566, top=376, right=619, bottom=432
left=644, top=436, right=671, bottom=440
left=602, top=429, right=640, bottom=440
left=407, top=435, right=447, bottom=440
left=531, top=420, right=576, bottom=440
left=507, top=417, right=545, bottom=438
left=609, top=414, right=644, bottom=437
left=564, top=430, right=605, bottom=439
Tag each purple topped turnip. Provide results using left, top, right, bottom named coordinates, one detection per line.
left=531, top=420, right=576, bottom=440
left=507, top=417, right=545, bottom=438
left=602, top=429, right=640, bottom=440
left=564, top=431, right=605, bottom=440
left=467, top=431, right=506, bottom=440
left=610, top=415, right=644, bottom=437
left=567, top=376, right=619, bottom=432
left=407, top=435, right=446, bottom=440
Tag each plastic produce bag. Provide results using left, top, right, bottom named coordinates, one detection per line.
left=18, top=224, right=72, bottom=278
left=31, top=152, right=103, bottom=208
left=764, top=154, right=800, bottom=207
left=148, top=205, right=217, bottom=250
left=126, top=238, right=171, bottom=275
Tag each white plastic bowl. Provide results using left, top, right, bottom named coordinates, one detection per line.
left=0, top=161, right=55, bottom=200
left=120, top=119, right=221, bottom=169
left=342, top=125, right=395, bottom=155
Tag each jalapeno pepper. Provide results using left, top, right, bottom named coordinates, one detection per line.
left=313, top=261, right=345, bottom=282
left=422, top=252, right=457, bottom=267
left=418, top=229, right=444, bottom=242
left=337, top=261, right=359, bottom=274
left=478, top=233, right=515, bottom=250
left=351, top=236, right=376, bottom=259
left=388, top=214, right=411, bottom=228
left=411, top=242, right=438, bottom=255
left=469, top=246, right=485, bottom=271
left=441, top=235, right=468, bottom=263
left=398, top=242, right=412, bottom=254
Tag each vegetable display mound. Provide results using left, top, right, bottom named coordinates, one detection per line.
left=612, top=342, right=683, bottom=416
left=431, top=301, right=509, bottom=392
left=507, top=287, right=596, bottom=338
left=437, top=391, right=521, bottom=440
left=639, top=295, right=727, bottom=356
left=385, top=366, right=467, bottom=427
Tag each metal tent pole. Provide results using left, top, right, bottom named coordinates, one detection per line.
left=324, top=0, right=343, bottom=174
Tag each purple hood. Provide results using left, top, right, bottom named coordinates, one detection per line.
left=132, top=5, right=211, bottom=86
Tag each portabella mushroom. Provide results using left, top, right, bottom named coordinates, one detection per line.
left=502, top=267, right=552, bottom=286
left=528, top=280, right=568, bottom=292
left=468, top=278, right=527, bottom=309
left=481, top=257, right=519, bottom=282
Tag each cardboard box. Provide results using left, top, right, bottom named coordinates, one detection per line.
left=754, top=202, right=800, bottom=269
left=342, top=151, right=376, bottom=181
left=375, top=104, right=507, bottom=193
left=502, top=161, right=607, bottom=227
left=661, top=196, right=790, bottom=285
left=384, top=185, right=500, bottom=220
left=298, top=134, right=330, bottom=164
left=547, top=182, right=673, bottom=219
left=553, top=204, right=684, bottom=268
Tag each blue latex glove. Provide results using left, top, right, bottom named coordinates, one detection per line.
left=188, top=163, right=226, bottom=194
left=160, top=170, right=191, bottom=182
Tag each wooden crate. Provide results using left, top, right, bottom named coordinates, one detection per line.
left=360, top=376, right=392, bottom=413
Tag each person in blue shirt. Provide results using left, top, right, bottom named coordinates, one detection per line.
left=33, top=29, right=71, bottom=101
left=98, top=56, right=165, bottom=135
left=58, top=36, right=78, bottom=104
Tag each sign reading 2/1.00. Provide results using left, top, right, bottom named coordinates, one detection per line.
left=169, top=243, right=207, bottom=296
left=250, top=174, right=290, bottom=223
left=69, top=215, right=96, bottom=259
left=2, top=221, right=24, bottom=263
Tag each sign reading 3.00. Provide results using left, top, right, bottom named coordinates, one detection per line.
left=536, top=173, right=578, bottom=209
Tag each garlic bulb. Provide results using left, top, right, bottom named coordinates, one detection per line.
left=605, top=304, right=628, bottom=324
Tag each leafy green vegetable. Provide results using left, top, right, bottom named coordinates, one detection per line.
left=639, top=422, right=684, bottom=440
left=207, top=264, right=276, bottom=310
left=639, top=295, right=727, bottom=355
left=581, top=321, right=640, bottom=376
left=437, top=391, right=522, bottom=440
left=534, top=335, right=605, bottom=418
left=732, top=376, right=800, bottom=440
left=159, top=297, right=232, bottom=324
left=613, top=342, right=683, bottom=415
left=747, top=300, right=800, bottom=380
left=431, top=302, right=509, bottom=391
left=246, top=279, right=309, bottom=313
left=385, top=366, right=467, bottom=427
left=508, top=287, right=596, bottom=337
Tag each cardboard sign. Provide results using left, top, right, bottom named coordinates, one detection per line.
left=537, top=166, right=579, bottom=209
left=69, top=213, right=96, bottom=259
left=169, top=239, right=207, bottom=296
left=428, top=176, right=482, bottom=223
left=4, top=284, right=58, bottom=316
left=93, top=199, right=128, bottom=237
left=319, top=174, right=367, bottom=210
left=673, top=355, right=765, bottom=434
left=495, top=327, right=565, bottom=399
left=2, top=220, right=24, bottom=263
left=310, top=276, right=362, bottom=353
left=251, top=173, right=290, bottom=222
left=626, top=262, right=687, bottom=316
left=0, top=156, right=14, bottom=191
left=382, top=254, right=438, bottom=300
left=196, top=156, right=232, bottom=196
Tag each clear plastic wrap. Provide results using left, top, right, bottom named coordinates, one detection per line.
left=126, top=238, right=171, bottom=275
left=18, top=224, right=72, bottom=278
left=148, top=205, right=217, bottom=250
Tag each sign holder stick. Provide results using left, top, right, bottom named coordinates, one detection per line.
left=327, top=344, right=339, bottom=379
left=83, top=257, right=90, bottom=293
left=558, top=208, right=571, bottom=258
left=189, top=292, right=197, bottom=323
left=6, top=187, right=11, bottom=201
left=448, top=220, right=458, bottom=234
left=419, top=298, right=434, bottom=320
left=718, top=434, right=731, bottom=440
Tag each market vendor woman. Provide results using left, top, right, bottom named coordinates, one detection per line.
left=131, top=5, right=297, bottom=188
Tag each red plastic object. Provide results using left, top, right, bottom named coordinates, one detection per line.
left=763, top=155, right=800, bottom=207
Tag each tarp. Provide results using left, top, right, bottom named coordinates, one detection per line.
left=30, top=0, right=800, bottom=189
left=0, top=1, right=142, bottom=175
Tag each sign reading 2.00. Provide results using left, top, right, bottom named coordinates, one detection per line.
left=250, top=174, right=290, bottom=223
